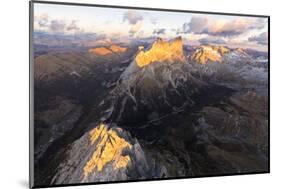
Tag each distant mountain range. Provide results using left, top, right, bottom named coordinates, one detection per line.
left=34, top=31, right=268, bottom=56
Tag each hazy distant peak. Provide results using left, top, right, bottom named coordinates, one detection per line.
left=109, top=45, right=127, bottom=53
left=235, top=48, right=248, bottom=56
left=88, top=44, right=127, bottom=56
left=89, top=47, right=112, bottom=55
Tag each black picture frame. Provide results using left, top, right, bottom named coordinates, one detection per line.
left=29, top=1, right=270, bottom=188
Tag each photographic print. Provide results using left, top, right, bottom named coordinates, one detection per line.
left=30, top=1, right=269, bottom=188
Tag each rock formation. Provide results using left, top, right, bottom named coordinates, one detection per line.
left=51, top=123, right=167, bottom=184
left=190, top=45, right=230, bottom=64
left=135, top=37, right=186, bottom=67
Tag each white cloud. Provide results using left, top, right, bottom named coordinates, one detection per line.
left=182, top=16, right=266, bottom=37
left=123, top=10, right=143, bottom=25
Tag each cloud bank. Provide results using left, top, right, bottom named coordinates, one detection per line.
left=153, top=28, right=166, bottom=35
left=248, top=32, right=268, bottom=45
left=199, top=37, right=226, bottom=45
left=35, top=14, right=81, bottom=34
left=181, top=16, right=266, bottom=37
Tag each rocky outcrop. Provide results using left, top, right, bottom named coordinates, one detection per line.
left=51, top=123, right=167, bottom=184
left=135, top=37, right=185, bottom=67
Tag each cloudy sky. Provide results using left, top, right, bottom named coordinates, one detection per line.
left=34, top=3, right=268, bottom=51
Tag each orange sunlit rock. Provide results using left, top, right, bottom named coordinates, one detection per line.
left=213, top=46, right=230, bottom=56
left=109, top=45, right=127, bottom=53
left=89, top=45, right=127, bottom=56
left=83, top=123, right=132, bottom=179
left=89, top=47, right=112, bottom=55
left=135, top=36, right=186, bottom=67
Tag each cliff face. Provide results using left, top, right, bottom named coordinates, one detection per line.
left=51, top=123, right=167, bottom=184
left=135, top=37, right=186, bottom=67
left=83, top=123, right=132, bottom=179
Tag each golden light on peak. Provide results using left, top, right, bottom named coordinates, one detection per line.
left=83, top=123, right=132, bottom=179
left=135, top=37, right=186, bottom=67
left=191, top=45, right=230, bottom=64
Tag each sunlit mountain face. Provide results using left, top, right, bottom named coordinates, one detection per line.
left=135, top=37, right=186, bottom=67
left=32, top=2, right=269, bottom=187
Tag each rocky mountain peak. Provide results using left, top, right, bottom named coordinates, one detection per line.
left=83, top=123, right=132, bottom=179
left=135, top=36, right=186, bottom=67
left=51, top=123, right=167, bottom=184
left=190, top=45, right=230, bottom=64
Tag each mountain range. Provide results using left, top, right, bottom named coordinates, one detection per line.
left=33, top=36, right=268, bottom=185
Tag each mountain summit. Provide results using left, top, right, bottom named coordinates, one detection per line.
left=135, top=36, right=186, bottom=67
left=99, top=37, right=206, bottom=126
left=190, top=45, right=230, bottom=64
left=189, top=45, right=252, bottom=65
left=51, top=123, right=166, bottom=184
